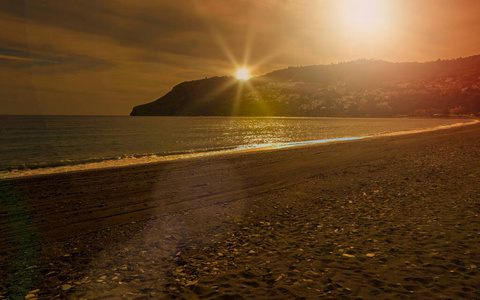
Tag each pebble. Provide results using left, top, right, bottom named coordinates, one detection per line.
left=61, top=284, right=72, bottom=291
left=185, top=280, right=198, bottom=286
left=23, top=136, right=480, bottom=300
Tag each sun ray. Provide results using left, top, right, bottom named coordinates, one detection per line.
left=178, top=78, right=238, bottom=114
left=193, top=0, right=240, bottom=68
left=232, top=80, right=244, bottom=116
left=192, top=0, right=280, bottom=116
left=242, top=22, right=256, bottom=67
left=241, top=80, right=273, bottom=116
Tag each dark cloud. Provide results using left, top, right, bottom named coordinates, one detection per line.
left=0, top=47, right=115, bottom=74
left=1, top=1, right=219, bottom=59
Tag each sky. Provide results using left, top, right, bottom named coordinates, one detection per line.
left=0, top=0, right=479, bottom=115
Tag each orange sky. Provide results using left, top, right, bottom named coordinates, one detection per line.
left=0, top=0, right=479, bottom=115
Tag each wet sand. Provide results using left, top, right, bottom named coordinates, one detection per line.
left=1, top=122, right=480, bottom=299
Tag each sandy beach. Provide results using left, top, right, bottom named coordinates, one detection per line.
left=1, top=122, right=480, bottom=299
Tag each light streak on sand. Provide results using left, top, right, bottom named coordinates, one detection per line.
left=374, top=119, right=480, bottom=138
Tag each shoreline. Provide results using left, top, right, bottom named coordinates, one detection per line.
left=1, top=122, right=480, bottom=299
left=1, top=119, right=478, bottom=181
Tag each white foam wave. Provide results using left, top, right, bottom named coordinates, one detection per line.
left=1, top=119, right=477, bottom=179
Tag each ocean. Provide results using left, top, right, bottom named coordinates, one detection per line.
left=0, top=115, right=475, bottom=179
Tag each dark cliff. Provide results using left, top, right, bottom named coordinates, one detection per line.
left=130, top=77, right=240, bottom=116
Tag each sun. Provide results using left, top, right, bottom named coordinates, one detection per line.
left=335, top=0, right=391, bottom=38
left=235, top=67, right=251, bottom=81
left=347, top=0, right=384, bottom=33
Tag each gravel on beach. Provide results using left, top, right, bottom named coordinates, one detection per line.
left=1, top=122, right=479, bottom=299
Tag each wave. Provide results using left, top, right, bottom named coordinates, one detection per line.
left=1, top=119, right=477, bottom=180
left=0, top=146, right=238, bottom=179
left=1, top=137, right=373, bottom=179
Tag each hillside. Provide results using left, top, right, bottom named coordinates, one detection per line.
left=130, top=55, right=480, bottom=117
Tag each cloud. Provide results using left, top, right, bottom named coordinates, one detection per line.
left=0, top=0, right=479, bottom=115
left=0, top=54, right=55, bottom=63
left=1, top=1, right=214, bottom=58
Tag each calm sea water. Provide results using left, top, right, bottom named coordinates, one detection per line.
left=0, top=116, right=474, bottom=179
